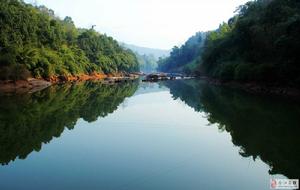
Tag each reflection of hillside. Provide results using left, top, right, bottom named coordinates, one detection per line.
left=133, top=82, right=168, bottom=96
left=162, top=80, right=204, bottom=112
left=0, top=81, right=138, bottom=165
left=164, top=80, right=300, bottom=178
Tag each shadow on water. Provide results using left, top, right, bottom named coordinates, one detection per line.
left=0, top=81, right=138, bottom=165
left=162, top=79, right=300, bottom=179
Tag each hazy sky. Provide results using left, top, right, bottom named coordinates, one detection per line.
left=25, top=0, right=249, bottom=49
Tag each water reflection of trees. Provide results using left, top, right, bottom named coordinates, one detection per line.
left=163, top=80, right=300, bottom=179
left=0, top=81, right=138, bottom=165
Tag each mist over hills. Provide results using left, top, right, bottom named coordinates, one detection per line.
left=121, top=43, right=170, bottom=59
left=120, top=43, right=171, bottom=73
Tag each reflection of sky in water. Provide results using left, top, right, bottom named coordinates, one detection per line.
left=0, top=83, right=286, bottom=190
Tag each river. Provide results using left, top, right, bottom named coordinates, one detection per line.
left=0, top=79, right=299, bottom=190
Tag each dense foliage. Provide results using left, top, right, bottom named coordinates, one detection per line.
left=0, top=0, right=139, bottom=80
left=0, top=81, right=138, bottom=165
left=157, top=32, right=205, bottom=74
left=201, top=0, right=300, bottom=87
left=159, top=0, right=300, bottom=87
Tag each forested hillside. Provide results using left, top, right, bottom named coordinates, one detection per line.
left=159, top=0, right=300, bottom=88
left=201, top=0, right=300, bottom=87
left=0, top=0, right=139, bottom=81
left=157, top=32, right=205, bottom=74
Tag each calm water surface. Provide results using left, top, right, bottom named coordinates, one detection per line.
left=0, top=80, right=299, bottom=190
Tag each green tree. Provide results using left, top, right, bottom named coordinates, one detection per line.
left=0, top=0, right=139, bottom=80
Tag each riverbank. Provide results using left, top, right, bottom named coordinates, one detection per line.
left=0, top=72, right=141, bottom=94
left=203, top=77, right=300, bottom=98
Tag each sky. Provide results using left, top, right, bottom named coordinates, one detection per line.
left=25, top=0, right=249, bottom=49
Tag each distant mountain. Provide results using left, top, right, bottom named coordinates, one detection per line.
left=157, top=32, right=207, bottom=74
left=121, top=43, right=170, bottom=59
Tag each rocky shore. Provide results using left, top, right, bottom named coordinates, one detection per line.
left=0, top=72, right=141, bottom=94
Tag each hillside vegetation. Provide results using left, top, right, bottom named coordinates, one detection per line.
left=159, top=0, right=300, bottom=87
left=201, top=0, right=300, bottom=87
left=0, top=0, right=139, bottom=81
left=157, top=32, right=205, bottom=74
